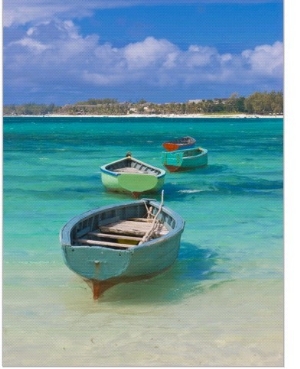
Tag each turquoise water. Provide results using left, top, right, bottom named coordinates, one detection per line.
left=3, top=117, right=283, bottom=366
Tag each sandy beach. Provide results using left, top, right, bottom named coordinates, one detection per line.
left=5, top=113, right=284, bottom=119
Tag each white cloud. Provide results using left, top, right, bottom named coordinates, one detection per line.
left=242, top=41, right=283, bottom=77
left=123, top=37, right=178, bottom=69
left=185, top=45, right=219, bottom=68
left=2, top=0, right=184, bottom=27
left=11, top=38, right=51, bottom=53
left=82, top=71, right=124, bottom=85
left=3, top=19, right=283, bottom=102
left=3, top=0, right=283, bottom=27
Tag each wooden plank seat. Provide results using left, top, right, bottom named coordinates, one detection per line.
left=100, top=220, right=168, bottom=237
left=88, top=231, right=142, bottom=241
left=128, top=217, right=155, bottom=223
left=76, top=218, right=169, bottom=249
left=77, top=238, right=135, bottom=248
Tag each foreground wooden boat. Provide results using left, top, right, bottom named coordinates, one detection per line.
left=60, top=196, right=185, bottom=299
left=162, top=147, right=208, bottom=172
left=162, top=136, right=196, bottom=152
left=100, top=153, right=165, bottom=197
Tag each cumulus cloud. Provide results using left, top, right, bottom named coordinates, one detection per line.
left=3, top=18, right=283, bottom=103
left=10, top=37, right=51, bottom=54
left=123, top=37, right=179, bottom=69
left=242, top=41, right=283, bottom=76
left=4, top=0, right=105, bottom=27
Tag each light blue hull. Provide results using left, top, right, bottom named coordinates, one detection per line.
left=162, top=147, right=208, bottom=172
left=62, top=231, right=181, bottom=281
left=60, top=199, right=185, bottom=298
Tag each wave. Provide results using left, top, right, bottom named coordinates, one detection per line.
left=178, top=189, right=204, bottom=194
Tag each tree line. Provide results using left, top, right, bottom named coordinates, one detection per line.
left=3, top=91, right=283, bottom=116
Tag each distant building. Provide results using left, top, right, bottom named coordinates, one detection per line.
left=213, top=98, right=229, bottom=104
left=187, top=99, right=204, bottom=104
left=188, top=98, right=229, bottom=104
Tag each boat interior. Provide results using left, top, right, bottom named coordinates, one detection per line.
left=166, top=136, right=195, bottom=144
left=71, top=203, right=172, bottom=250
left=76, top=218, right=168, bottom=249
left=182, top=147, right=205, bottom=157
left=106, top=157, right=162, bottom=175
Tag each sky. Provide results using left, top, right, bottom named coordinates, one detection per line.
left=3, top=0, right=284, bottom=105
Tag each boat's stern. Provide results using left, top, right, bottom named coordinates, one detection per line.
left=62, top=244, right=132, bottom=281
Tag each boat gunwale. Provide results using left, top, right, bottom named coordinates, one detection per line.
left=60, top=199, right=185, bottom=250
left=168, top=147, right=208, bottom=156
left=162, top=147, right=208, bottom=172
left=162, top=136, right=196, bottom=151
left=100, top=156, right=166, bottom=179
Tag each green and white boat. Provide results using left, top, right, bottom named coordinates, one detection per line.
left=60, top=196, right=185, bottom=299
left=162, top=147, right=208, bottom=172
left=100, top=154, right=166, bottom=197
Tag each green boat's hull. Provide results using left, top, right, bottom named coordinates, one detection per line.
left=101, top=171, right=165, bottom=194
left=100, top=155, right=165, bottom=196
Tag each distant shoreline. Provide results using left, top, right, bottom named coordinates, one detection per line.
left=4, top=113, right=283, bottom=119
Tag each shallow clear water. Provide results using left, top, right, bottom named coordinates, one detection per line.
left=3, top=117, right=283, bottom=366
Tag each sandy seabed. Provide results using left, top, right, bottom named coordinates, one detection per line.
left=3, top=263, right=283, bottom=367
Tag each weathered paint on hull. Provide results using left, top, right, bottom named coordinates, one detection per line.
left=62, top=231, right=182, bottom=299
left=62, top=232, right=181, bottom=282
left=85, top=265, right=173, bottom=299
left=163, top=142, right=196, bottom=152
left=162, top=136, right=196, bottom=152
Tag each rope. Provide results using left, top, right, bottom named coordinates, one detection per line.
left=139, top=191, right=164, bottom=244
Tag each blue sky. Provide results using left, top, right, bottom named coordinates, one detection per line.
left=3, top=0, right=283, bottom=105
